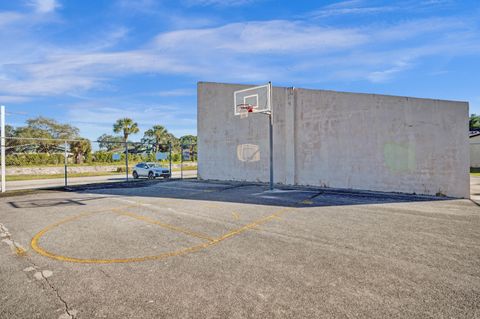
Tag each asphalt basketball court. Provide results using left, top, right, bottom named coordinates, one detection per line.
left=1, top=179, right=479, bottom=318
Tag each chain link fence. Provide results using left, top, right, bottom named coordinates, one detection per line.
left=0, top=136, right=197, bottom=192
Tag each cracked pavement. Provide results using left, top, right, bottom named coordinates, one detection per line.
left=0, top=179, right=479, bottom=318
left=0, top=232, right=75, bottom=319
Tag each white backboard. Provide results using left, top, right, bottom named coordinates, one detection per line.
left=234, top=83, right=271, bottom=116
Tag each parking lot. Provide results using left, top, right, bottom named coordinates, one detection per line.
left=1, top=179, right=479, bottom=318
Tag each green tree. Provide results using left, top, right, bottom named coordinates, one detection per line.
left=97, top=134, right=124, bottom=151
left=179, top=135, right=197, bottom=161
left=0, top=124, right=15, bottom=137
left=14, top=117, right=80, bottom=153
left=470, top=114, right=480, bottom=130
left=2, top=125, right=17, bottom=155
left=113, top=118, right=139, bottom=142
left=179, top=135, right=197, bottom=146
left=142, top=125, right=171, bottom=152
left=26, top=117, right=79, bottom=139
left=69, top=139, right=92, bottom=164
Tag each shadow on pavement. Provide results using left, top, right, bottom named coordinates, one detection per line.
left=65, top=179, right=452, bottom=208
left=8, top=197, right=106, bottom=209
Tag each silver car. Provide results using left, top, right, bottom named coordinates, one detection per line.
left=132, top=162, right=171, bottom=179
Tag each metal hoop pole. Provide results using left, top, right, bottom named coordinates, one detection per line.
left=268, top=82, right=274, bottom=191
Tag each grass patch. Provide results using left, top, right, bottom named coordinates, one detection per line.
left=174, top=165, right=197, bottom=171
left=7, top=171, right=120, bottom=181
left=471, top=168, right=480, bottom=176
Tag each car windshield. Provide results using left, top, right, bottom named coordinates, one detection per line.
left=147, top=163, right=162, bottom=168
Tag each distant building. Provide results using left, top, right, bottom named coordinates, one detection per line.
left=470, top=132, right=480, bottom=168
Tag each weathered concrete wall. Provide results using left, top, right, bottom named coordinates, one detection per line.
left=198, top=82, right=470, bottom=198
left=470, top=135, right=480, bottom=168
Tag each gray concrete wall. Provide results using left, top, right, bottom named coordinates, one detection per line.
left=198, top=82, right=470, bottom=198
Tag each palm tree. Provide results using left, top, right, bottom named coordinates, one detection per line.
left=143, top=125, right=170, bottom=152
left=69, top=139, right=92, bottom=164
left=113, top=118, right=139, bottom=142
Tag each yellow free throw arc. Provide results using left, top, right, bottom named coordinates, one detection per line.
left=31, top=208, right=286, bottom=264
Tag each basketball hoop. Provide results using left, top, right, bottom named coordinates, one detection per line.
left=237, top=103, right=255, bottom=113
left=233, top=82, right=274, bottom=190
left=236, top=103, right=255, bottom=118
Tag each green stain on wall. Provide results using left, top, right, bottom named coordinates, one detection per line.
left=383, top=143, right=416, bottom=172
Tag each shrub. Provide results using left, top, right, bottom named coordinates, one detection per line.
left=93, top=151, right=114, bottom=163
left=5, top=151, right=193, bottom=166
left=171, top=153, right=181, bottom=162
left=6, top=153, right=64, bottom=166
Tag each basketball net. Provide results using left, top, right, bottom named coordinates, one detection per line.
left=238, top=104, right=254, bottom=119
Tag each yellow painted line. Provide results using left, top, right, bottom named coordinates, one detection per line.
left=232, top=212, right=240, bottom=220
left=216, top=210, right=285, bottom=240
left=114, top=210, right=215, bottom=242
left=15, top=246, right=27, bottom=256
left=30, top=207, right=287, bottom=264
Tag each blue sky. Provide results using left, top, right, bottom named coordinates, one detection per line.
left=1, top=0, right=479, bottom=141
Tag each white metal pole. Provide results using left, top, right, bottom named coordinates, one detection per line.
left=64, top=140, right=68, bottom=187
left=1, top=105, right=6, bottom=193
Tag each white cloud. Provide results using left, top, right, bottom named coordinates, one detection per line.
left=366, top=60, right=412, bottom=83
left=0, top=14, right=479, bottom=97
left=372, top=17, right=467, bottom=42
left=309, top=0, right=394, bottom=18
left=27, top=0, right=60, bottom=13
left=310, top=0, right=459, bottom=19
left=0, top=12, right=23, bottom=28
left=0, top=95, right=31, bottom=104
left=311, top=6, right=394, bottom=18
left=1, top=20, right=367, bottom=96
left=154, top=20, right=367, bottom=54
left=0, top=50, right=205, bottom=95
left=325, top=0, right=365, bottom=9
left=153, top=89, right=196, bottom=97
left=183, top=0, right=257, bottom=7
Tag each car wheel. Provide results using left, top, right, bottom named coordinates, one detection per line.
left=133, top=171, right=138, bottom=179
left=148, top=171, right=155, bottom=179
